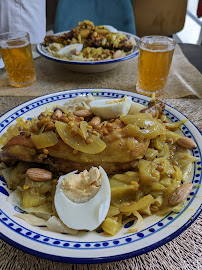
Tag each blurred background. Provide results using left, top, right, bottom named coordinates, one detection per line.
left=174, top=0, right=202, bottom=45
left=46, top=0, right=202, bottom=45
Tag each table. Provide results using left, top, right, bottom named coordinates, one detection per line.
left=180, top=43, right=202, bottom=73
left=0, top=43, right=202, bottom=270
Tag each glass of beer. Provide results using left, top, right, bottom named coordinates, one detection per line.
left=0, top=32, right=36, bottom=87
left=136, top=36, right=176, bottom=96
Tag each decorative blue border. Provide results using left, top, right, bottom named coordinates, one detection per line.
left=1, top=203, right=201, bottom=264
left=0, top=89, right=201, bottom=263
left=36, top=32, right=139, bottom=65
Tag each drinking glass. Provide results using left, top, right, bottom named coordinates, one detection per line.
left=136, top=36, right=176, bottom=96
left=0, top=32, right=36, bottom=87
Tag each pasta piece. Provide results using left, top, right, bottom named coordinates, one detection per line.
left=106, top=206, right=120, bottom=217
left=110, top=171, right=140, bottom=185
left=111, top=183, right=139, bottom=204
left=110, top=179, right=127, bottom=188
left=46, top=216, right=78, bottom=235
left=101, top=215, right=122, bottom=236
left=158, top=143, right=170, bottom=159
left=166, top=130, right=181, bottom=143
left=144, top=148, right=159, bottom=160
left=127, top=211, right=143, bottom=233
left=119, top=194, right=155, bottom=213
left=138, top=160, right=160, bottom=183
left=165, top=119, right=188, bottom=131
left=151, top=183, right=166, bottom=191
left=138, top=205, right=152, bottom=215
left=15, top=213, right=47, bottom=226
left=1, top=167, right=13, bottom=186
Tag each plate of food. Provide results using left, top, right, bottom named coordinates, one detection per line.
left=36, top=20, right=139, bottom=73
left=0, top=89, right=201, bottom=263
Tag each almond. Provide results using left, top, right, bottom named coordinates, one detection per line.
left=169, top=183, right=193, bottom=206
left=52, top=108, right=63, bottom=120
left=88, top=116, right=101, bottom=127
left=113, top=50, right=122, bottom=59
left=176, top=137, right=196, bottom=149
left=26, top=168, right=52, bottom=182
left=73, top=110, right=92, bottom=117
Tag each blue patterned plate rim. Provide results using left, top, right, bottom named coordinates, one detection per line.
left=36, top=31, right=139, bottom=65
left=1, top=204, right=201, bottom=264
left=0, top=89, right=201, bottom=264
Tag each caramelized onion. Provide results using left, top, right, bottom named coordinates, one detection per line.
left=31, top=131, right=58, bottom=149
left=55, top=121, right=106, bottom=154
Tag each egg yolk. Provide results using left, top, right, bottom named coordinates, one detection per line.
left=61, top=167, right=102, bottom=203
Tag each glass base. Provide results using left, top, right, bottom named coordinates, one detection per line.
left=9, top=76, right=36, bottom=87
left=136, top=85, right=161, bottom=97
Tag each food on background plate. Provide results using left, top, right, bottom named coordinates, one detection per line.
left=44, top=20, right=136, bottom=61
left=0, top=94, right=198, bottom=236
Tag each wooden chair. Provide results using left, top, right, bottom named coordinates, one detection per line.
left=133, top=0, right=188, bottom=37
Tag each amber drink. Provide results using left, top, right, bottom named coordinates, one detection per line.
left=136, top=36, right=176, bottom=96
left=0, top=32, right=36, bottom=87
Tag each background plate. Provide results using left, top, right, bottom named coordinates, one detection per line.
left=36, top=32, right=139, bottom=73
left=0, top=89, right=201, bottom=263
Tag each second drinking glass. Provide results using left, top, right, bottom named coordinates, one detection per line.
left=0, top=32, right=36, bottom=87
left=136, top=36, right=176, bottom=96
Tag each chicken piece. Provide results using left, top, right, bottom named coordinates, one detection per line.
left=0, top=133, right=149, bottom=175
left=84, top=37, right=133, bottom=52
left=44, top=31, right=74, bottom=46
left=141, top=100, right=165, bottom=119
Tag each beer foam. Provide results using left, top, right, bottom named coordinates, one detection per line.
left=0, top=40, right=29, bottom=49
left=140, top=42, right=175, bottom=52
left=139, top=36, right=175, bottom=52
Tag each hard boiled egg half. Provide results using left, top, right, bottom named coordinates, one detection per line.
left=57, top=43, right=83, bottom=58
left=54, top=167, right=111, bottom=231
left=89, top=96, right=132, bottom=119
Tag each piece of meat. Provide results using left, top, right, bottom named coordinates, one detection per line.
left=0, top=144, right=140, bottom=175
left=44, top=31, right=74, bottom=46
left=0, top=133, right=149, bottom=175
left=48, top=158, right=139, bottom=175
left=85, top=37, right=134, bottom=52
left=141, top=100, right=165, bottom=118
left=115, top=39, right=134, bottom=52
left=4, top=134, right=35, bottom=148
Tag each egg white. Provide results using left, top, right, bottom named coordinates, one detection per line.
left=54, top=167, right=111, bottom=231
left=57, top=43, right=83, bottom=57
left=89, top=96, right=132, bottom=119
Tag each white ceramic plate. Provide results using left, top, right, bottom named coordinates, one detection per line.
left=0, top=89, right=201, bottom=263
left=36, top=32, right=139, bottom=73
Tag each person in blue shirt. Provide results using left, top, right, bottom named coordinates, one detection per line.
left=54, top=0, right=136, bottom=34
